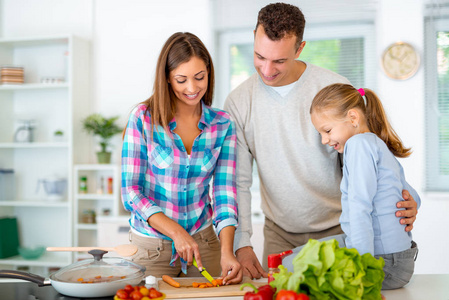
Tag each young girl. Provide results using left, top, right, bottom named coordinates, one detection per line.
left=121, top=32, right=242, bottom=284
left=309, top=83, right=420, bottom=289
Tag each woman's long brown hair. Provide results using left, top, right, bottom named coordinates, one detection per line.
left=310, top=83, right=411, bottom=158
left=123, top=32, right=215, bottom=139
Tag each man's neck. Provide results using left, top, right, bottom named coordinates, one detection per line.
left=291, top=60, right=307, bottom=83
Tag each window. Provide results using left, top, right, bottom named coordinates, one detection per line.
left=216, top=23, right=375, bottom=108
left=425, top=17, right=449, bottom=191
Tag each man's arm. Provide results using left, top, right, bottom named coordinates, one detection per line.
left=224, top=94, right=267, bottom=279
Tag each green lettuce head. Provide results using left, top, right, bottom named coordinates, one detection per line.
left=270, top=239, right=385, bottom=300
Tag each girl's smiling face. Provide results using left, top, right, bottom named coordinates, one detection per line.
left=169, top=56, right=208, bottom=107
left=311, top=110, right=358, bottom=153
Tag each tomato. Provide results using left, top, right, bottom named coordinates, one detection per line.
left=296, top=294, right=309, bottom=300
left=130, top=290, right=143, bottom=300
left=140, top=287, right=149, bottom=296
left=117, top=289, right=129, bottom=299
left=149, top=288, right=163, bottom=298
left=124, top=284, right=134, bottom=293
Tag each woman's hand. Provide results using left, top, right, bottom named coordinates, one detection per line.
left=220, top=251, right=243, bottom=285
left=218, top=226, right=243, bottom=284
left=172, top=229, right=202, bottom=268
left=147, top=212, right=203, bottom=269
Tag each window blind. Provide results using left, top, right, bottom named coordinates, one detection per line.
left=424, top=2, right=449, bottom=191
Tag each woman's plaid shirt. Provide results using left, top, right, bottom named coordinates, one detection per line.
left=121, top=102, right=238, bottom=244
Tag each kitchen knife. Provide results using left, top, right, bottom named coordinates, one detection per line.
left=192, top=257, right=216, bottom=285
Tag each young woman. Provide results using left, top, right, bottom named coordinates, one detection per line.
left=121, top=32, right=242, bottom=284
left=309, top=83, right=420, bottom=289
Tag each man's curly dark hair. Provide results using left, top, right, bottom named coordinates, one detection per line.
left=255, top=2, right=306, bottom=50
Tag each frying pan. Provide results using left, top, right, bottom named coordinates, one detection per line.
left=0, top=250, right=145, bottom=297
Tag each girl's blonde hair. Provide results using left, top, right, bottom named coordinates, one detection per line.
left=310, top=83, right=411, bottom=158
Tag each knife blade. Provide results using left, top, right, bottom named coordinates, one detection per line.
left=192, top=257, right=216, bottom=285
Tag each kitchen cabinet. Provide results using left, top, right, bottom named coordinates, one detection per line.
left=0, top=35, right=90, bottom=276
left=73, top=164, right=127, bottom=259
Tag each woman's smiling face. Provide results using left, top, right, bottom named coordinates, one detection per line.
left=169, top=56, right=208, bottom=107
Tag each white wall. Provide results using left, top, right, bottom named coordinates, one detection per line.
left=2, top=0, right=448, bottom=274
left=376, top=0, right=449, bottom=274
left=91, top=0, right=211, bottom=163
left=1, top=0, right=211, bottom=163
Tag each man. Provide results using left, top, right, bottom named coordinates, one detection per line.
left=224, top=2, right=418, bottom=279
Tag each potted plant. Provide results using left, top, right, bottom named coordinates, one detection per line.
left=53, top=130, right=64, bottom=142
left=82, top=114, right=122, bottom=164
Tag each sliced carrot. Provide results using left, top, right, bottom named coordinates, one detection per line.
left=205, top=282, right=213, bottom=287
left=198, top=284, right=208, bottom=288
left=77, top=278, right=83, bottom=282
left=215, top=278, right=223, bottom=286
left=192, top=282, right=200, bottom=287
left=162, top=275, right=180, bottom=288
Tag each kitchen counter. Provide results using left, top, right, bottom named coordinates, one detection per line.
left=381, top=274, right=449, bottom=300
left=187, top=274, right=449, bottom=300
left=1, top=274, right=448, bottom=299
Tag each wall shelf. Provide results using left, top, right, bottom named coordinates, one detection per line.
left=76, top=224, right=98, bottom=230
left=0, top=83, right=69, bottom=91
left=76, top=194, right=115, bottom=201
left=73, top=164, right=125, bottom=260
left=0, top=142, right=69, bottom=149
left=0, top=200, right=69, bottom=208
left=0, top=35, right=90, bottom=275
left=0, top=252, right=70, bottom=268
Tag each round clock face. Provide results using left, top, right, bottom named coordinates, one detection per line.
left=381, top=42, right=420, bottom=80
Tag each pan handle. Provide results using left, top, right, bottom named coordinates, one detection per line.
left=0, top=269, right=50, bottom=286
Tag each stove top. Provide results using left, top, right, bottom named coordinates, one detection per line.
left=0, top=281, right=112, bottom=300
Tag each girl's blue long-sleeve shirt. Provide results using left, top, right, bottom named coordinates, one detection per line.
left=340, top=132, right=421, bottom=256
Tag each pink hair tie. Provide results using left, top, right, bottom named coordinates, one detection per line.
left=357, top=88, right=367, bottom=106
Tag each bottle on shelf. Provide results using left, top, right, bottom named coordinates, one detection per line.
left=107, top=177, right=113, bottom=194
left=79, top=176, right=88, bottom=194
left=97, top=176, right=104, bottom=194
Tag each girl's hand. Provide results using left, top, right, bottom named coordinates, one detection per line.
left=220, top=251, right=243, bottom=285
left=172, top=230, right=202, bottom=269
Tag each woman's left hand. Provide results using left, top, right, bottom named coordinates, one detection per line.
left=220, top=251, right=243, bottom=285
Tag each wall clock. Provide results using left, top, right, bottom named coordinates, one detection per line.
left=381, top=41, right=420, bottom=80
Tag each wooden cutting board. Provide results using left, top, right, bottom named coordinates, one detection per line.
left=158, top=276, right=268, bottom=299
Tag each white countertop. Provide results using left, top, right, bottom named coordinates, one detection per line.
left=176, top=274, right=449, bottom=300
left=381, top=274, right=449, bottom=300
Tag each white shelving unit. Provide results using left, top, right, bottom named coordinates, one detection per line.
left=73, top=164, right=125, bottom=259
left=0, top=35, right=90, bottom=275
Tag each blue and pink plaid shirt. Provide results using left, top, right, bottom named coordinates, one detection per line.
left=121, top=101, right=238, bottom=270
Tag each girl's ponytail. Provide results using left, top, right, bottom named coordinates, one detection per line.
left=311, top=83, right=412, bottom=158
left=364, top=89, right=411, bottom=158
